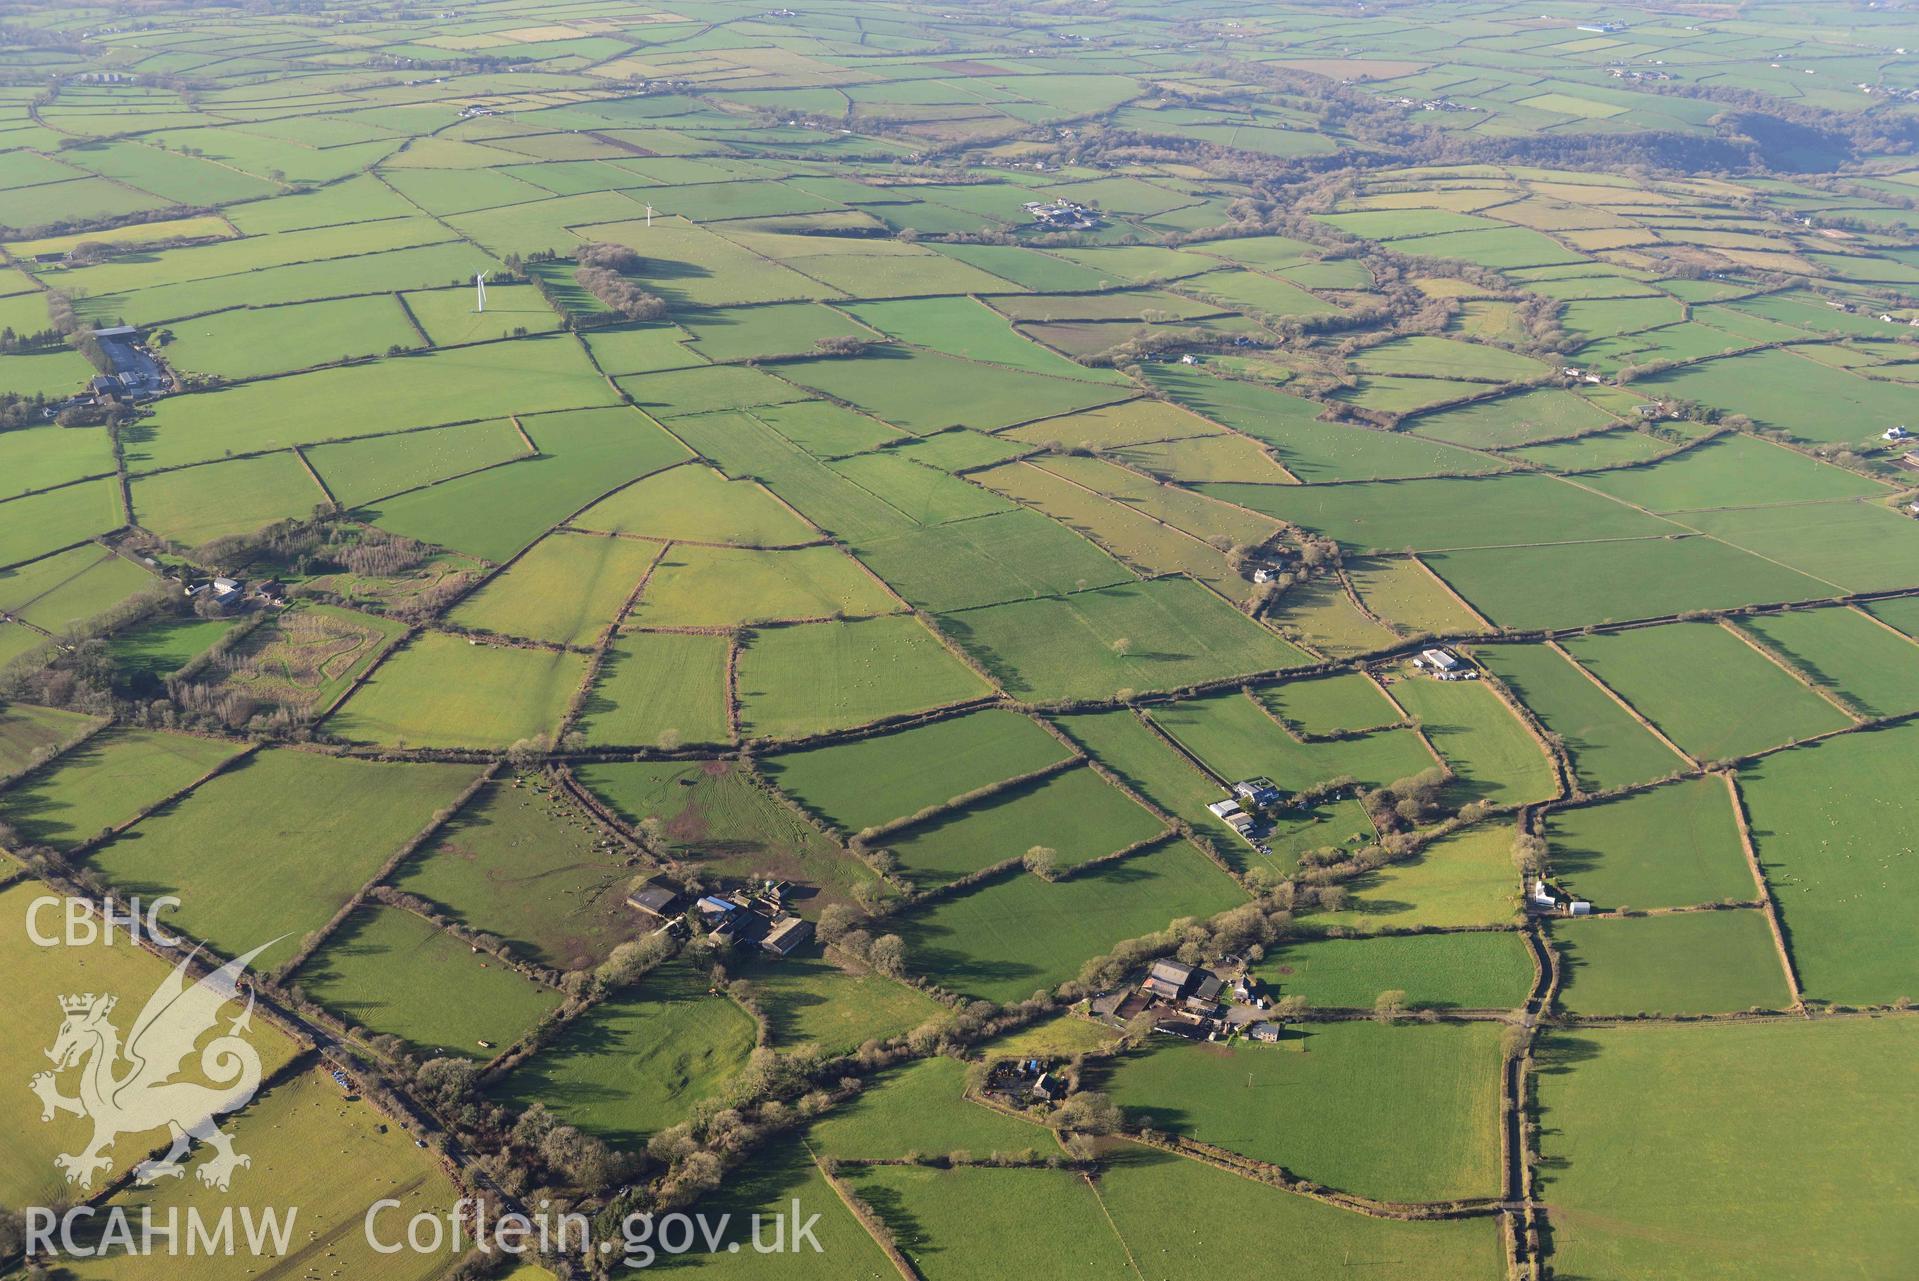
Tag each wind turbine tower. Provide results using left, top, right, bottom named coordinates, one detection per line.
left=475, top=270, right=489, bottom=313
left=645, top=203, right=654, bottom=228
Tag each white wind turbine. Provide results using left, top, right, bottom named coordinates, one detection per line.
left=475, top=270, right=489, bottom=313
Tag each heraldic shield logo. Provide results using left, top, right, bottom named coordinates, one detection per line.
left=30, top=940, right=278, bottom=1192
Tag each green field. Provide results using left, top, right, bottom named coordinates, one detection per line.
left=879, top=763, right=1165, bottom=886
left=845, top=1164, right=1138, bottom=1278
left=61, top=1068, right=459, bottom=1281
left=1536, top=1019, right=1919, bottom=1280
left=1561, top=623, right=1852, bottom=762
left=630, top=543, right=900, bottom=628
left=390, top=778, right=640, bottom=971
left=734, top=952, right=944, bottom=1054
left=1092, top=1142, right=1506, bottom=1279
left=328, top=632, right=586, bottom=749
left=1736, top=606, right=1919, bottom=717
left=448, top=530, right=659, bottom=646
left=1552, top=909, right=1793, bottom=1016
left=572, top=462, right=818, bottom=546
left=1738, top=723, right=1919, bottom=1005
left=578, top=629, right=733, bottom=747
left=1334, top=821, right=1521, bottom=932
left=573, top=759, right=872, bottom=907
left=894, top=842, right=1246, bottom=1003
left=0, top=879, right=301, bottom=1206
left=297, top=903, right=563, bottom=1055
left=1386, top=674, right=1558, bottom=807
left=1476, top=642, right=1686, bottom=792
left=1545, top=776, right=1757, bottom=910
left=1258, top=671, right=1402, bottom=736
left=494, top=962, right=758, bottom=1144
left=763, top=707, right=1073, bottom=834
left=1261, top=930, right=1536, bottom=1010
left=85, top=748, right=478, bottom=963
left=0, top=727, right=241, bottom=849
left=0, top=702, right=97, bottom=777
left=810, top=1055, right=1046, bottom=1160
left=1152, top=689, right=1436, bottom=795
left=734, top=615, right=993, bottom=739
left=1101, top=1021, right=1504, bottom=1201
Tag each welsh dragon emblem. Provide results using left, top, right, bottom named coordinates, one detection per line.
left=30, top=941, right=277, bottom=1192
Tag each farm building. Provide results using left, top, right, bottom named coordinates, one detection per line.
left=1232, top=777, right=1284, bottom=808
left=625, top=884, right=683, bottom=921
left=761, top=915, right=814, bottom=957
left=1884, top=425, right=1910, bottom=442
left=1414, top=647, right=1475, bottom=680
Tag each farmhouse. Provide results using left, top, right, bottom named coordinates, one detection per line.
left=1884, top=425, right=1910, bottom=442
left=1577, top=20, right=1626, bottom=33
left=1232, top=776, right=1283, bottom=809
left=1022, top=199, right=1101, bottom=230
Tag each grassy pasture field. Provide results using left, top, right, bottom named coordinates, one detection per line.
left=1093, top=1142, right=1506, bottom=1280
left=894, top=842, right=1246, bottom=1004
left=1738, top=724, right=1919, bottom=1006
left=60, top=1068, right=459, bottom=1281
left=1560, top=623, right=1852, bottom=763
left=0, top=879, right=301, bottom=1207
left=778, top=348, right=1122, bottom=435
left=809, top=1055, right=1046, bottom=1161
left=1258, top=671, right=1402, bottom=735
left=156, top=295, right=422, bottom=380
left=103, top=617, right=235, bottom=688
left=763, top=708, right=1071, bottom=835
left=1408, top=386, right=1617, bottom=448
left=131, top=451, right=328, bottom=548
left=852, top=506, right=1133, bottom=612
left=940, top=578, right=1309, bottom=702
left=391, top=778, right=639, bottom=971
left=1345, top=555, right=1487, bottom=634
left=1535, top=1019, right=1919, bottom=1280
left=1475, top=643, right=1685, bottom=792
left=1575, top=433, right=1886, bottom=512
left=735, top=615, right=991, bottom=739
left=732, top=951, right=943, bottom=1054
left=1384, top=673, right=1557, bottom=807
left=493, top=962, right=758, bottom=1145
left=1736, top=607, right=1919, bottom=717
left=306, top=418, right=532, bottom=508
left=0, top=478, right=127, bottom=570
left=0, top=546, right=156, bottom=636
left=448, top=530, right=659, bottom=646
left=1261, top=930, right=1536, bottom=1011
left=403, top=282, right=562, bottom=344
left=0, top=424, right=116, bottom=500
left=127, top=334, right=620, bottom=472
left=84, top=748, right=478, bottom=963
left=328, top=631, right=585, bottom=749
left=578, top=628, right=732, bottom=748
left=1051, top=707, right=1251, bottom=849
left=1100, top=1021, right=1504, bottom=1202
left=1545, top=776, right=1757, bottom=910
left=629, top=543, right=899, bottom=628
left=573, top=759, right=871, bottom=907
left=297, top=903, right=563, bottom=1056
left=572, top=463, right=817, bottom=545
left=1207, top=473, right=1670, bottom=554
left=1334, top=821, right=1520, bottom=932
left=845, top=1164, right=1139, bottom=1279
left=879, top=764, right=1165, bottom=887
left=1551, top=909, right=1793, bottom=1016
left=0, top=727, right=241, bottom=849
left=1641, top=348, right=1917, bottom=444
left=1424, top=536, right=1835, bottom=632
left=0, top=702, right=97, bottom=777
left=1150, top=690, right=1436, bottom=795
left=361, top=406, right=692, bottom=562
